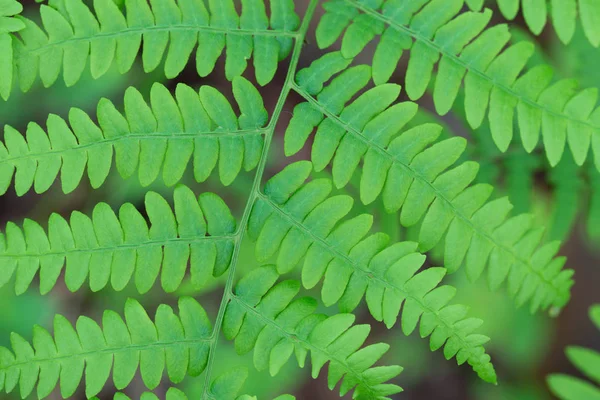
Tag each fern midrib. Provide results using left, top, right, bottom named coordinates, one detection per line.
left=200, top=1, right=319, bottom=397
left=291, top=83, right=566, bottom=303
left=2, top=336, right=211, bottom=370
left=0, top=236, right=233, bottom=260
left=346, top=0, right=600, bottom=134
left=231, top=294, right=379, bottom=397
left=0, top=129, right=264, bottom=164
left=257, top=192, right=485, bottom=366
left=17, top=24, right=297, bottom=59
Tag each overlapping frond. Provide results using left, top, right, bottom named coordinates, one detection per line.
left=246, top=162, right=496, bottom=383
left=547, top=304, right=600, bottom=400
left=0, top=185, right=236, bottom=294
left=223, top=265, right=404, bottom=399
left=0, top=0, right=25, bottom=99
left=315, top=0, right=600, bottom=170
left=3, top=0, right=299, bottom=97
left=0, top=297, right=212, bottom=399
left=0, top=77, right=267, bottom=196
left=286, top=65, right=573, bottom=314
left=465, top=0, right=600, bottom=46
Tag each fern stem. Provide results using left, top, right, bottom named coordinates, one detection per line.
left=200, top=1, right=320, bottom=397
left=345, top=0, right=600, bottom=133
left=291, top=82, right=565, bottom=303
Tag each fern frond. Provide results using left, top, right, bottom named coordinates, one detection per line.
left=0, top=77, right=266, bottom=195
left=0, top=0, right=25, bottom=100
left=287, top=65, right=574, bottom=315
left=6, top=0, right=299, bottom=95
left=465, top=0, right=600, bottom=46
left=223, top=265, right=404, bottom=399
left=0, top=185, right=236, bottom=294
left=0, top=297, right=212, bottom=399
left=94, top=387, right=189, bottom=400
left=315, top=0, right=600, bottom=170
left=547, top=304, right=600, bottom=400
left=246, top=162, right=496, bottom=383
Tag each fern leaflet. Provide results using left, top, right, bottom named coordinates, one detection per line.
left=224, top=265, right=404, bottom=399
left=287, top=62, right=573, bottom=315
left=3, top=0, right=298, bottom=97
left=316, top=0, right=600, bottom=170
left=465, top=0, right=600, bottom=46
left=0, top=297, right=212, bottom=398
left=0, top=77, right=266, bottom=195
left=0, top=186, right=235, bottom=294
left=248, top=162, right=497, bottom=383
left=0, top=0, right=25, bottom=99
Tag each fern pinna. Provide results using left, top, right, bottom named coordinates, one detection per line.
left=0, top=0, right=592, bottom=399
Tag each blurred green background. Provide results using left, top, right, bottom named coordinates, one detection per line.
left=1, top=0, right=599, bottom=399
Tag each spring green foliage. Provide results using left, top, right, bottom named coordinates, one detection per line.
left=287, top=63, right=573, bottom=314
left=224, top=265, right=404, bottom=398
left=0, top=0, right=25, bottom=100
left=0, top=186, right=236, bottom=294
left=316, top=0, right=600, bottom=170
left=0, top=297, right=212, bottom=398
left=547, top=305, right=600, bottom=400
left=466, top=0, right=600, bottom=46
left=0, top=0, right=593, bottom=398
left=0, top=77, right=266, bottom=195
left=3, top=0, right=297, bottom=96
left=249, top=163, right=496, bottom=383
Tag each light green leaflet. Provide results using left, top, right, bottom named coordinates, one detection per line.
left=0, top=186, right=236, bottom=295
left=0, top=0, right=25, bottom=99
left=466, top=0, right=600, bottom=46
left=1, top=0, right=298, bottom=97
left=248, top=162, right=496, bottom=383
left=287, top=59, right=573, bottom=315
left=316, top=0, right=600, bottom=171
left=0, top=297, right=212, bottom=398
left=0, top=77, right=266, bottom=195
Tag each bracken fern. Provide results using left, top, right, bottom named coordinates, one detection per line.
left=0, top=0, right=592, bottom=398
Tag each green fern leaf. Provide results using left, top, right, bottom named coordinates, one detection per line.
left=0, top=77, right=266, bottom=195
left=8, top=0, right=298, bottom=95
left=0, top=297, right=211, bottom=398
left=0, top=185, right=236, bottom=294
left=247, top=162, right=496, bottom=383
left=91, top=387, right=189, bottom=400
left=0, top=0, right=25, bottom=100
left=314, top=0, right=600, bottom=170
left=286, top=66, right=573, bottom=314
left=547, top=304, right=600, bottom=400
left=223, top=265, right=404, bottom=399
left=466, top=0, right=600, bottom=47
